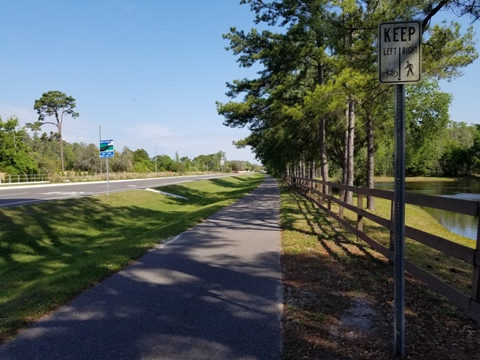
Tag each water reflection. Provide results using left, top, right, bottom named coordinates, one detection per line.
left=375, top=180, right=480, bottom=240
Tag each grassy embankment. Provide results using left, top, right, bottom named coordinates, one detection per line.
left=0, top=174, right=264, bottom=343
left=281, top=181, right=480, bottom=359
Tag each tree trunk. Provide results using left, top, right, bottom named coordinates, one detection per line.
left=341, top=122, right=348, bottom=204
left=59, top=132, right=64, bottom=173
left=344, top=96, right=355, bottom=205
left=317, top=59, right=330, bottom=194
left=366, top=111, right=376, bottom=210
left=319, top=116, right=329, bottom=194
left=57, top=115, right=64, bottom=173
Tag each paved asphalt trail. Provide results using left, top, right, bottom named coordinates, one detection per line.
left=0, top=177, right=282, bottom=360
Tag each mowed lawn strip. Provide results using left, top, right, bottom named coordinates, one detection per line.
left=0, top=174, right=264, bottom=343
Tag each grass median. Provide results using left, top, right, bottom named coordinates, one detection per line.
left=0, top=174, right=264, bottom=343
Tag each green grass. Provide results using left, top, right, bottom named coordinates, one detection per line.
left=0, top=174, right=264, bottom=343
left=367, top=197, right=474, bottom=292
left=280, top=184, right=480, bottom=359
left=324, top=193, right=476, bottom=295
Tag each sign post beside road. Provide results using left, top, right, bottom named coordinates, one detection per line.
left=379, top=21, right=421, bottom=358
left=99, top=139, right=114, bottom=196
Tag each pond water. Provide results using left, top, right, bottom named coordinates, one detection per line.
left=375, top=179, right=480, bottom=240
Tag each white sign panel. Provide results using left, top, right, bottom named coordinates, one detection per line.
left=379, top=21, right=421, bottom=84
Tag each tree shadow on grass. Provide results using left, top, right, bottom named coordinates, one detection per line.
left=280, top=185, right=480, bottom=360
left=281, top=186, right=385, bottom=265
left=0, top=178, right=266, bottom=343
left=152, top=176, right=265, bottom=207
left=0, top=177, right=283, bottom=359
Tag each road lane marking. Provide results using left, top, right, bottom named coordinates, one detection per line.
left=42, top=191, right=90, bottom=196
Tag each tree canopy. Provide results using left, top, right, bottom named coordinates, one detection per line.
left=0, top=116, right=37, bottom=174
left=32, top=90, right=79, bottom=173
left=218, top=0, right=478, bottom=200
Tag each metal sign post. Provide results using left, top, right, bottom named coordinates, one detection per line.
left=106, top=158, right=110, bottom=196
left=394, top=84, right=406, bottom=357
left=378, top=20, right=421, bottom=357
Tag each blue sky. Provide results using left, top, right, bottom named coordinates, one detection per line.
left=0, top=1, right=478, bottom=164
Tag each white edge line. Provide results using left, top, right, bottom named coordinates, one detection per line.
left=149, top=235, right=182, bottom=251
left=145, top=188, right=189, bottom=200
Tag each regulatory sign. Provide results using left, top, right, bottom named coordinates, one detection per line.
left=99, top=139, right=114, bottom=158
left=379, top=21, right=421, bottom=84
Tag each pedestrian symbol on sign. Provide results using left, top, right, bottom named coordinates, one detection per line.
left=405, top=61, right=414, bottom=77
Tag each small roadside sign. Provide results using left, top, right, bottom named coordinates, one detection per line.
left=378, top=21, right=421, bottom=84
left=99, top=139, right=114, bottom=158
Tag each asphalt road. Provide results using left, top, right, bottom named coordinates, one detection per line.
left=0, top=174, right=235, bottom=208
left=0, top=176, right=283, bottom=360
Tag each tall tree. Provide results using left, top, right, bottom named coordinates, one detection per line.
left=0, top=116, right=37, bottom=174
left=32, top=90, right=79, bottom=173
left=219, top=0, right=336, bottom=179
left=405, top=78, right=453, bottom=175
left=219, top=0, right=478, bottom=196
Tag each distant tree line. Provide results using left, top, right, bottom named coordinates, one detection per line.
left=0, top=115, right=259, bottom=174
left=2, top=110, right=476, bottom=177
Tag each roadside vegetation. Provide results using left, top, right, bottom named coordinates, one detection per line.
left=218, top=1, right=480, bottom=211
left=0, top=174, right=264, bottom=344
left=281, top=184, right=480, bottom=359
left=0, top=114, right=260, bottom=176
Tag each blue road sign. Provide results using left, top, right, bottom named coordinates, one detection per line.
left=100, top=139, right=114, bottom=158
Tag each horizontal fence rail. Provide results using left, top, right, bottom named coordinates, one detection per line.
left=0, top=174, right=49, bottom=184
left=285, top=175, right=480, bottom=323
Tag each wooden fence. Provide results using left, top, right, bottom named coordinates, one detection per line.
left=285, top=175, right=480, bottom=323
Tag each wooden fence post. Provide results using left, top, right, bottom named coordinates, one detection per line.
left=357, top=193, right=364, bottom=241
left=471, top=202, right=480, bottom=302
left=339, top=188, right=344, bottom=220
left=389, top=199, right=395, bottom=252
left=328, top=185, right=332, bottom=211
